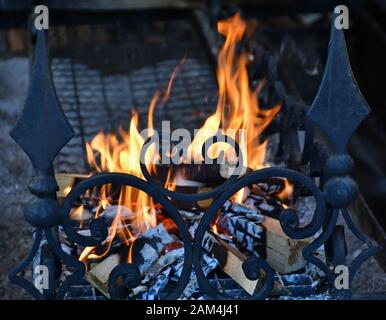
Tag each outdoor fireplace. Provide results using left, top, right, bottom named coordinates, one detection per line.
left=7, top=6, right=383, bottom=300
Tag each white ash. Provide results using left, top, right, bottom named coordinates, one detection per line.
left=143, top=247, right=184, bottom=283
left=61, top=243, right=73, bottom=256
left=138, top=243, right=161, bottom=275
left=180, top=210, right=204, bottom=238
left=99, top=205, right=133, bottom=222
left=247, top=193, right=279, bottom=213
left=140, top=267, right=172, bottom=300
left=230, top=201, right=262, bottom=218
left=180, top=209, right=203, bottom=220
left=77, top=229, right=91, bottom=237
left=99, top=205, right=159, bottom=235
left=292, top=196, right=317, bottom=227
left=216, top=211, right=265, bottom=252
left=135, top=248, right=217, bottom=300
left=282, top=273, right=313, bottom=286
left=179, top=253, right=218, bottom=299
left=202, top=231, right=215, bottom=252
left=135, top=224, right=177, bottom=275
left=223, top=200, right=232, bottom=211
left=188, top=220, right=201, bottom=238
left=277, top=293, right=333, bottom=300
left=141, top=223, right=175, bottom=247
left=170, top=259, right=185, bottom=281
left=130, top=285, right=148, bottom=297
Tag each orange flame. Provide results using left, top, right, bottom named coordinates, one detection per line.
left=80, top=64, right=181, bottom=265
left=188, top=13, right=280, bottom=169
left=80, top=13, right=281, bottom=265
left=277, top=179, right=294, bottom=202
left=187, top=13, right=280, bottom=202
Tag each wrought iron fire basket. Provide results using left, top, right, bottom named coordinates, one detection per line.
left=8, top=12, right=380, bottom=300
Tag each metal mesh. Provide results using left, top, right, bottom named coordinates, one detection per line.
left=49, top=15, right=218, bottom=174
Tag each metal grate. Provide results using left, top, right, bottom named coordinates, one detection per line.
left=49, top=14, right=218, bottom=174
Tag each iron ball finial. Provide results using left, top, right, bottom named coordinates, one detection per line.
left=24, top=198, right=61, bottom=229
left=323, top=176, right=359, bottom=208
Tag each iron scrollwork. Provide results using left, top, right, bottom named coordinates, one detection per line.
left=8, top=10, right=380, bottom=300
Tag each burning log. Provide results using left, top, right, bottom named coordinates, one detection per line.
left=84, top=223, right=184, bottom=299
left=219, top=161, right=251, bottom=179
left=55, top=173, right=88, bottom=198
left=154, top=164, right=224, bottom=186
left=197, top=187, right=214, bottom=209
left=86, top=253, right=121, bottom=298
left=69, top=205, right=93, bottom=221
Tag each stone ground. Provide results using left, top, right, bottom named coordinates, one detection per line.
left=0, top=57, right=33, bottom=299
left=0, top=56, right=385, bottom=299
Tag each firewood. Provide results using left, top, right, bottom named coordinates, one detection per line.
left=220, top=162, right=250, bottom=179
left=154, top=164, right=224, bottom=186
left=85, top=253, right=120, bottom=298
left=69, top=206, right=93, bottom=221
left=197, top=187, right=214, bottom=209
left=143, top=247, right=184, bottom=282
left=216, top=207, right=310, bottom=274
left=210, top=233, right=288, bottom=296
left=55, top=173, right=88, bottom=198
left=7, top=29, right=28, bottom=52
left=216, top=204, right=265, bottom=255
left=211, top=233, right=257, bottom=295
left=262, top=216, right=310, bottom=274
left=84, top=224, right=180, bottom=299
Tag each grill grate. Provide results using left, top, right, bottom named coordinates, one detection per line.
left=49, top=14, right=218, bottom=173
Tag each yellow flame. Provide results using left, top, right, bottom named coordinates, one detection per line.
left=80, top=13, right=282, bottom=264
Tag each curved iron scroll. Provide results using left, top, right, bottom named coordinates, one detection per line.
left=9, top=11, right=380, bottom=300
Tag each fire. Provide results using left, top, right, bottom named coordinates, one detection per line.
left=187, top=13, right=280, bottom=202
left=78, top=13, right=281, bottom=265
left=277, top=179, right=294, bottom=202
left=188, top=13, right=280, bottom=170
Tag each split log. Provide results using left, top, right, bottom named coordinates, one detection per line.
left=69, top=206, right=93, bottom=221
left=211, top=233, right=258, bottom=295
left=197, top=187, right=214, bottom=209
left=210, top=232, right=288, bottom=296
left=215, top=207, right=310, bottom=274
left=86, top=253, right=120, bottom=298
left=154, top=164, right=223, bottom=186
left=262, top=216, right=310, bottom=274
left=220, top=162, right=251, bottom=179
left=7, top=29, right=28, bottom=52
left=84, top=224, right=183, bottom=299
left=55, top=173, right=88, bottom=198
